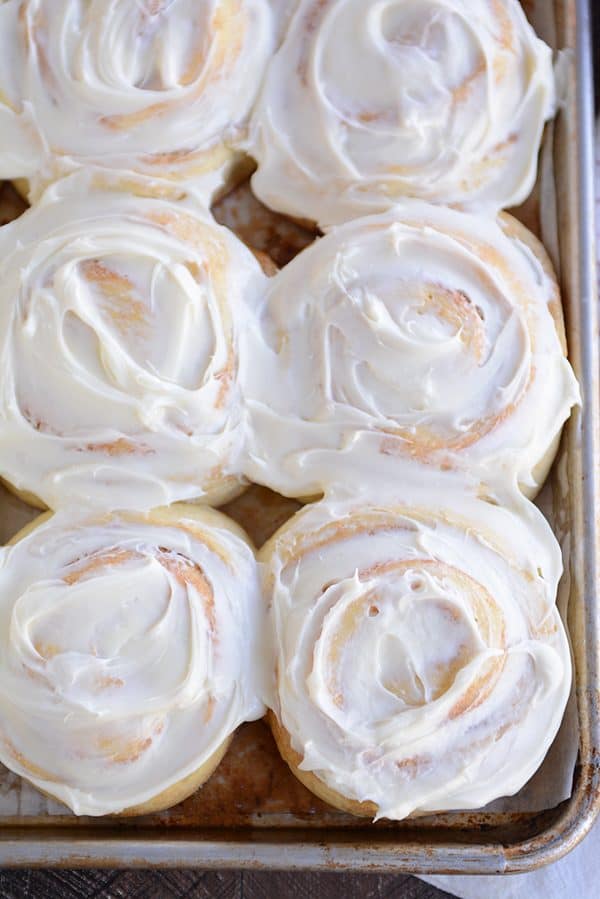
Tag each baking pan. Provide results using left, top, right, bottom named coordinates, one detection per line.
left=0, top=0, right=597, bottom=873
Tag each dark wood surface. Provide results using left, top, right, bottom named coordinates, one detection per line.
left=0, top=870, right=455, bottom=898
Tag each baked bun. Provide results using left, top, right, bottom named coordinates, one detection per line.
left=250, top=0, right=555, bottom=226
left=0, top=0, right=275, bottom=200
left=261, top=492, right=571, bottom=819
left=243, top=203, right=578, bottom=499
left=0, top=173, right=268, bottom=510
left=0, top=503, right=265, bottom=816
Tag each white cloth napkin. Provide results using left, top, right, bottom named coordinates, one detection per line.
left=421, top=819, right=598, bottom=899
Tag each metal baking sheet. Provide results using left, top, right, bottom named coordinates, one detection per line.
left=0, top=0, right=596, bottom=872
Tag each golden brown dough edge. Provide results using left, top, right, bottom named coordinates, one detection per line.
left=267, top=710, right=378, bottom=819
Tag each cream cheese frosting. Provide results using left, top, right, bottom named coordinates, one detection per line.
left=261, top=489, right=571, bottom=820
left=0, top=0, right=275, bottom=200
left=0, top=172, right=268, bottom=510
left=250, top=0, right=555, bottom=226
left=0, top=504, right=265, bottom=816
left=242, top=202, right=579, bottom=499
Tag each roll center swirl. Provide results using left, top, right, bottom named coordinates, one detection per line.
left=310, top=560, right=500, bottom=728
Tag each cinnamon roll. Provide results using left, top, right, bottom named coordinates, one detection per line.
left=0, top=503, right=265, bottom=816
left=243, top=203, right=579, bottom=499
left=250, top=0, right=555, bottom=226
left=0, top=173, right=268, bottom=510
left=261, top=493, right=571, bottom=819
left=0, top=0, right=275, bottom=200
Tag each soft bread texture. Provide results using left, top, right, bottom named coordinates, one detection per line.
left=243, top=203, right=579, bottom=500
left=250, top=0, right=555, bottom=226
left=117, top=735, right=233, bottom=817
left=0, top=503, right=266, bottom=816
left=260, top=492, right=571, bottom=821
left=268, top=711, right=377, bottom=818
left=0, top=0, right=275, bottom=202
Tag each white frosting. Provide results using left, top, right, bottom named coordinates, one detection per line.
left=0, top=506, right=265, bottom=816
left=242, top=202, right=579, bottom=499
left=263, top=490, right=571, bottom=819
left=0, top=172, right=268, bottom=510
left=0, top=0, right=275, bottom=199
left=250, top=0, right=555, bottom=225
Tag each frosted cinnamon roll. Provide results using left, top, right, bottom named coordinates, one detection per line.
left=261, top=494, right=571, bottom=819
left=250, top=0, right=555, bottom=226
left=0, top=503, right=265, bottom=816
left=0, top=173, right=268, bottom=510
left=0, top=0, right=274, bottom=200
left=243, top=203, right=579, bottom=499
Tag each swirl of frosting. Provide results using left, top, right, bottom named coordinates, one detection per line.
left=250, top=0, right=555, bottom=225
left=261, top=492, right=571, bottom=819
left=0, top=503, right=265, bottom=816
left=243, top=202, right=579, bottom=499
left=0, top=0, right=274, bottom=199
left=0, top=173, right=268, bottom=510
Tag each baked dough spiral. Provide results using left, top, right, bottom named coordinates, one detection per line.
left=261, top=493, right=571, bottom=819
left=0, top=0, right=274, bottom=199
left=250, top=0, right=555, bottom=226
left=243, top=202, right=579, bottom=499
left=0, top=173, right=268, bottom=510
left=0, top=503, right=265, bottom=816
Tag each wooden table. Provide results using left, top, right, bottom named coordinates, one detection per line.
left=0, top=869, right=454, bottom=898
